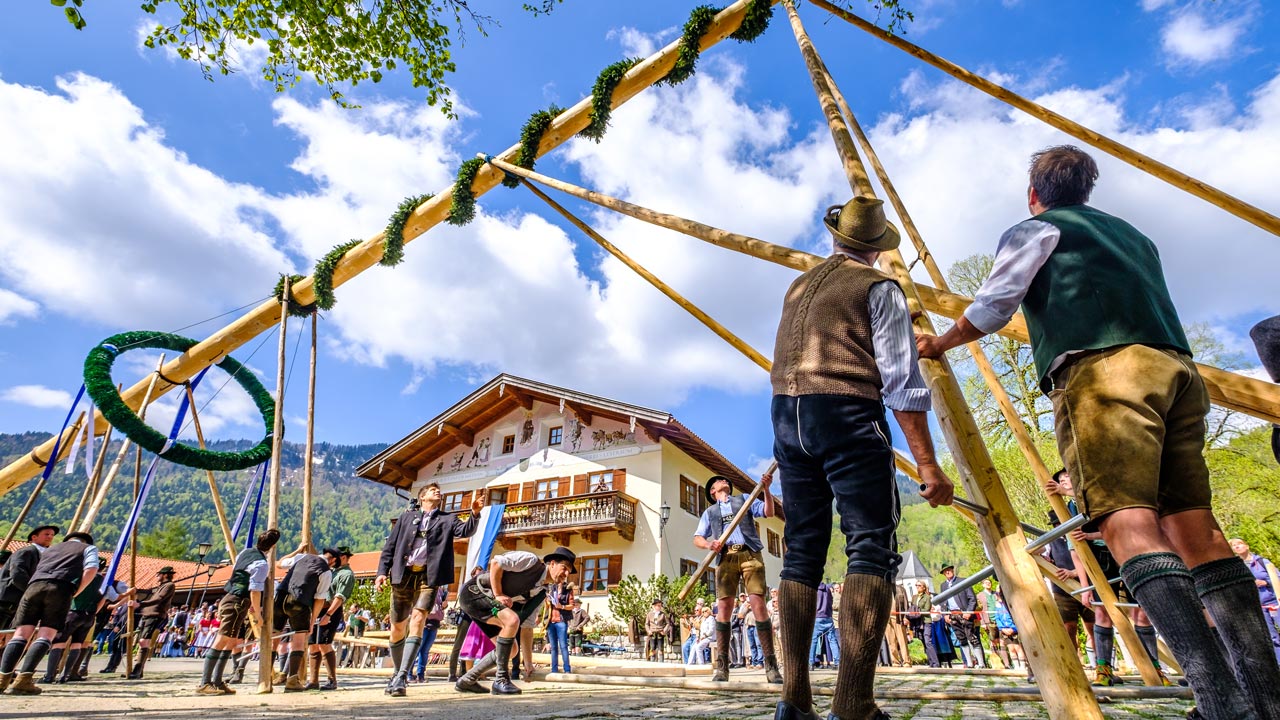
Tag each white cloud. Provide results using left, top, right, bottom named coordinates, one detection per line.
left=1161, top=12, right=1248, bottom=66
left=1142, top=0, right=1176, bottom=10
left=0, top=74, right=294, bottom=329
left=0, top=288, right=38, bottom=324
left=1, top=385, right=75, bottom=409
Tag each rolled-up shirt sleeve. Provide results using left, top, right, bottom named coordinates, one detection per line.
left=868, top=280, right=932, bottom=412
left=964, top=219, right=1060, bottom=334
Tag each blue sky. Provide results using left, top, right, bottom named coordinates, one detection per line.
left=0, top=0, right=1276, bottom=479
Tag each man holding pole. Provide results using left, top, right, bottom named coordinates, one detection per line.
left=770, top=196, right=954, bottom=720
left=196, top=528, right=279, bottom=696
left=0, top=524, right=57, bottom=630
left=917, top=145, right=1280, bottom=720
left=693, top=473, right=781, bottom=684
left=129, top=566, right=176, bottom=679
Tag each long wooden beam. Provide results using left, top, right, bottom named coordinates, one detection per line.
left=782, top=2, right=1101, bottom=717
left=0, top=0, right=780, bottom=498
left=807, top=0, right=1280, bottom=240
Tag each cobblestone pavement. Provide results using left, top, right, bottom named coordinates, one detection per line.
left=3, top=659, right=1193, bottom=720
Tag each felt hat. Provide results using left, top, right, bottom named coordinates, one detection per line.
left=940, top=562, right=956, bottom=573
left=1251, top=315, right=1280, bottom=382
left=543, top=546, right=577, bottom=573
left=823, top=196, right=901, bottom=253
left=704, top=475, right=732, bottom=504
left=65, top=531, right=94, bottom=545
left=652, top=598, right=664, bottom=605
left=322, top=547, right=342, bottom=558
left=27, top=524, right=58, bottom=541
left=157, top=565, right=175, bottom=575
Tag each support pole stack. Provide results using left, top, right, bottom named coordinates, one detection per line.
left=258, top=278, right=291, bottom=694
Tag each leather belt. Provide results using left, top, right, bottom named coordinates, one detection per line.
left=409, top=565, right=427, bottom=573
left=725, top=544, right=747, bottom=554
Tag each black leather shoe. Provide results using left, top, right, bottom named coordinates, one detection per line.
left=319, top=680, right=338, bottom=691
left=388, top=672, right=408, bottom=697
left=712, top=667, right=729, bottom=682
left=454, top=677, right=487, bottom=693
left=774, top=701, right=822, bottom=720
left=827, top=711, right=890, bottom=720
left=490, top=677, right=522, bottom=695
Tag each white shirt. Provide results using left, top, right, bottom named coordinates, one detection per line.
left=246, top=559, right=269, bottom=593
left=836, top=250, right=932, bottom=412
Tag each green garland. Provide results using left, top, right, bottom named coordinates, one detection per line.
left=83, top=331, right=276, bottom=472
left=382, top=194, right=432, bottom=267
left=273, top=273, right=314, bottom=317
left=580, top=58, right=643, bottom=143
left=312, top=239, right=363, bottom=311
left=662, top=5, right=722, bottom=87
left=448, top=157, right=486, bottom=226
left=728, top=0, right=772, bottom=43
left=503, top=104, right=566, bottom=188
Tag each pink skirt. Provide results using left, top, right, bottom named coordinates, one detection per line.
left=459, top=621, right=494, bottom=660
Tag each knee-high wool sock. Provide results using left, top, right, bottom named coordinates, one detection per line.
left=1193, top=557, right=1280, bottom=720
left=286, top=650, right=304, bottom=679
left=1094, top=625, right=1115, bottom=667
left=399, top=636, right=420, bottom=675
left=324, top=650, right=337, bottom=682
left=715, top=621, right=731, bottom=671
left=201, top=647, right=219, bottom=685
left=831, top=574, right=893, bottom=720
left=1122, top=552, right=1255, bottom=720
left=0, top=640, right=24, bottom=674
left=60, top=648, right=82, bottom=680
left=308, top=651, right=321, bottom=684
left=19, top=639, right=52, bottom=674
left=389, top=638, right=405, bottom=673
left=494, top=637, right=516, bottom=683
left=778, top=580, right=817, bottom=713
left=756, top=619, right=778, bottom=663
left=1134, top=625, right=1160, bottom=667
left=42, top=647, right=63, bottom=680
left=212, top=650, right=232, bottom=685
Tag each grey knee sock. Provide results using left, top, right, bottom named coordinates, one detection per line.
left=18, top=639, right=51, bottom=674
left=1134, top=625, right=1160, bottom=666
left=1094, top=625, right=1115, bottom=667
left=212, top=650, right=232, bottom=685
left=462, top=648, right=498, bottom=683
left=1194, top=557, right=1280, bottom=720
left=399, top=636, right=420, bottom=675
left=60, top=648, right=81, bottom=680
left=0, top=640, right=25, bottom=674
left=389, top=638, right=405, bottom=672
left=1122, top=552, right=1255, bottom=720
left=201, top=648, right=219, bottom=685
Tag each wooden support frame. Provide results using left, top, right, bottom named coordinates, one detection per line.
left=258, top=277, right=290, bottom=694
left=439, top=422, right=475, bottom=448
left=562, top=399, right=593, bottom=426
left=301, top=313, right=318, bottom=551
left=781, top=2, right=1101, bottom=716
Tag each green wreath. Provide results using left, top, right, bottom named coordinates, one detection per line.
left=84, top=331, right=277, bottom=472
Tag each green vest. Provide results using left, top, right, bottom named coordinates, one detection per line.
left=71, top=572, right=105, bottom=613
left=1022, top=205, right=1190, bottom=390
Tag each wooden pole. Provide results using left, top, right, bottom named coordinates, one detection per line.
left=806, top=0, right=1280, bottom=240
left=780, top=2, right=1102, bottom=716
left=125, top=443, right=141, bottom=677
left=510, top=172, right=771, bottom=372
left=258, top=277, right=291, bottom=694
left=0, top=0, right=781, bottom=499
left=79, top=363, right=165, bottom=533
left=68, top=420, right=114, bottom=532
left=300, top=313, right=318, bottom=552
left=0, top=413, right=85, bottom=551
left=183, top=385, right=239, bottom=562
left=823, top=60, right=1161, bottom=686
left=677, top=461, right=778, bottom=602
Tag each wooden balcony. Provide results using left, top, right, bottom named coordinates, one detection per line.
left=454, top=491, right=638, bottom=549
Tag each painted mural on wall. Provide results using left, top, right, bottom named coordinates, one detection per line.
left=592, top=428, right=635, bottom=450
left=466, top=437, right=492, bottom=468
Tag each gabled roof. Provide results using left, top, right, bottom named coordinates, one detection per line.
left=355, top=373, right=757, bottom=494
left=896, top=549, right=932, bottom=581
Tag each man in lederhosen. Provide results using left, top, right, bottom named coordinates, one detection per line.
left=0, top=531, right=98, bottom=694
left=454, top=547, right=576, bottom=695
left=376, top=482, right=483, bottom=697
left=129, top=565, right=176, bottom=679
left=42, top=556, right=130, bottom=684
left=309, top=546, right=355, bottom=690
left=273, top=547, right=337, bottom=691
left=0, top=524, right=58, bottom=629
left=693, top=473, right=782, bottom=684
left=196, top=528, right=280, bottom=695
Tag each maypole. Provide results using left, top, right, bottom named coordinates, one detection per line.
left=258, top=277, right=291, bottom=694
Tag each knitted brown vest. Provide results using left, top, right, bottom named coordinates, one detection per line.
left=770, top=254, right=890, bottom=399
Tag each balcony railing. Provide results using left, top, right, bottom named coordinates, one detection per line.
left=498, top=490, right=637, bottom=542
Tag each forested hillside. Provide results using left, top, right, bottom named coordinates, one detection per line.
left=0, top=433, right=403, bottom=564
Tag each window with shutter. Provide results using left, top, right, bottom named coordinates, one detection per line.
left=608, top=554, right=623, bottom=588
left=443, top=492, right=465, bottom=512
left=572, top=474, right=588, bottom=496
left=523, top=481, right=536, bottom=502
left=558, top=476, right=571, bottom=497
left=613, top=469, right=627, bottom=494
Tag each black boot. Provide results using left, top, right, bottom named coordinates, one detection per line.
left=490, top=637, right=522, bottom=695
left=128, top=648, right=151, bottom=679
left=455, top=649, right=497, bottom=693
left=100, top=648, right=121, bottom=673
left=773, top=701, right=822, bottom=720
left=712, top=621, right=731, bottom=682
